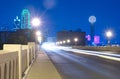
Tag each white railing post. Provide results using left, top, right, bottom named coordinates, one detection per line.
left=28, top=42, right=36, bottom=59
left=27, top=45, right=30, bottom=67
left=4, top=44, right=22, bottom=79
left=18, top=45, right=22, bottom=79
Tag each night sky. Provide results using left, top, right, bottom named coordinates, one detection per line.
left=0, top=0, right=120, bottom=44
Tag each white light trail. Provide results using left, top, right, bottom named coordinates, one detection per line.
left=59, top=47, right=120, bottom=62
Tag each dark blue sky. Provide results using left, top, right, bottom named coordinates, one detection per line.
left=0, top=0, right=120, bottom=44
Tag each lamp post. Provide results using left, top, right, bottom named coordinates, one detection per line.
left=31, top=17, right=42, bottom=44
left=35, top=30, right=42, bottom=44
left=106, top=31, right=112, bottom=46
left=88, top=16, right=96, bottom=46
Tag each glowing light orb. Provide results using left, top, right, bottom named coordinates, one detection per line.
left=31, top=18, right=41, bottom=27
left=36, top=31, right=41, bottom=36
left=89, top=16, right=96, bottom=24
left=74, top=38, right=78, bottom=42
left=106, top=31, right=112, bottom=38
left=67, top=39, right=70, bottom=43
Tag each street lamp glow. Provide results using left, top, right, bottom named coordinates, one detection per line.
left=106, top=31, right=112, bottom=38
left=36, top=31, right=41, bottom=36
left=37, top=36, right=42, bottom=43
left=63, top=41, right=66, bottom=44
left=57, top=42, right=60, bottom=45
left=74, top=38, right=78, bottom=42
left=106, top=31, right=113, bottom=46
left=60, top=41, right=62, bottom=44
left=67, top=39, right=70, bottom=43
left=56, top=42, right=58, bottom=45
left=31, top=18, right=42, bottom=27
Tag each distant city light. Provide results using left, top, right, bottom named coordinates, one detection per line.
left=67, top=39, right=70, bottom=43
left=63, top=41, right=66, bottom=44
left=74, top=38, right=78, bottom=42
left=94, top=36, right=100, bottom=44
left=60, top=41, right=62, bottom=44
left=86, top=35, right=100, bottom=44
left=86, top=35, right=91, bottom=41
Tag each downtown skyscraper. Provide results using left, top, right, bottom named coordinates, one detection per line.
left=21, top=9, right=31, bottom=29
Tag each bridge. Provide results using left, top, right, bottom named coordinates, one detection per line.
left=0, top=43, right=120, bottom=79
left=0, top=42, right=61, bottom=79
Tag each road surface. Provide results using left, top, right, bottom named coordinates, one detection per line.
left=43, top=48, right=120, bottom=79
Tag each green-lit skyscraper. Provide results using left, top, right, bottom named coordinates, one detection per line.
left=21, top=9, right=31, bottom=29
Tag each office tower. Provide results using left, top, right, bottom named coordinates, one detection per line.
left=21, top=9, right=31, bottom=29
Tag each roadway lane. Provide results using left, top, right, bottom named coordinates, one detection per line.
left=43, top=48, right=120, bottom=79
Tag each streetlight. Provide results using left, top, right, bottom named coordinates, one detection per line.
left=60, top=41, right=62, bottom=45
left=67, top=39, right=70, bottom=43
left=37, top=36, right=42, bottom=44
left=36, top=31, right=41, bottom=36
left=63, top=41, right=66, bottom=44
left=74, top=38, right=78, bottom=45
left=67, top=39, right=70, bottom=45
left=31, top=17, right=42, bottom=27
left=106, top=31, right=113, bottom=46
left=31, top=17, right=42, bottom=44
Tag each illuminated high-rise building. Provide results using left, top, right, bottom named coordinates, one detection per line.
left=21, top=9, right=31, bottom=29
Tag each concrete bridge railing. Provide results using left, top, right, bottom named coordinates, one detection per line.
left=0, top=42, right=37, bottom=79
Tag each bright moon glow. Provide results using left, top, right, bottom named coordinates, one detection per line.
left=106, top=31, right=112, bottom=38
left=31, top=18, right=41, bottom=27
left=89, top=16, right=96, bottom=24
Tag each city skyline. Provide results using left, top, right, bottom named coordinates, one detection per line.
left=0, top=0, right=120, bottom=44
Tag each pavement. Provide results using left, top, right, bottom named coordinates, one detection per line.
left=26, top=50, right=62, bottom=79
left=45, top=49, right=120, bottom=79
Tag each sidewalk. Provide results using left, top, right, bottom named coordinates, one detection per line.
left=26, top=50, right=62, bottom=79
